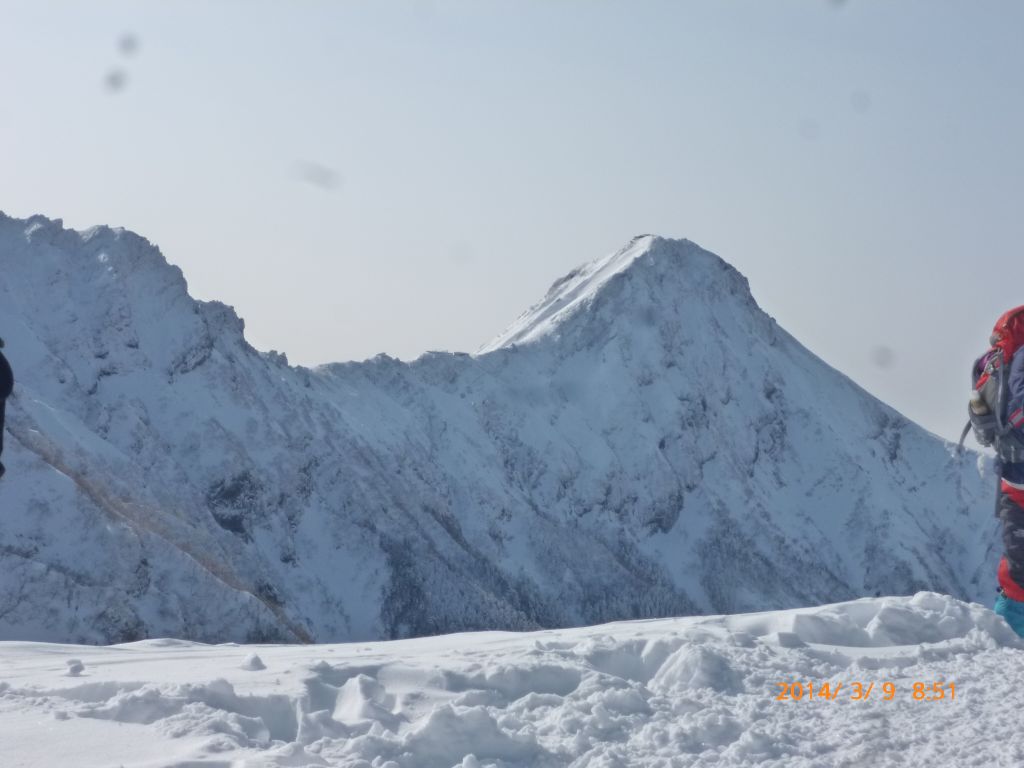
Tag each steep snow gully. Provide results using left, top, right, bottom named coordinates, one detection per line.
left=0, top=213, right=1000, bottom=644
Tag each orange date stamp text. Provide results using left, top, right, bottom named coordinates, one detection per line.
left=775, top=681, right=955, bottom=702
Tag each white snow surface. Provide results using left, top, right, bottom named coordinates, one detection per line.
left=1, top=592, right=1020, bottom=767
left=0, top=213, right=1001, bottom=644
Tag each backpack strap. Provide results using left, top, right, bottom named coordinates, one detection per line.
left=997, top=351, right=1014, bottom=437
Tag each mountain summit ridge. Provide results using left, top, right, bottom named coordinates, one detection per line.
left=479, top=235, right=757, bottom=354
left=0, top=212, right=997, bottom=644
left=1, top=212, right=757, bottom=369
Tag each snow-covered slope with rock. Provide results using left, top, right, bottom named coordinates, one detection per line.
left=0, top=213, right=999, bottom=644
left=0, top=592, right=1018, bottom=767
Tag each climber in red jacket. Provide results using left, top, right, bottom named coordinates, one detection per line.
left=966, top=307, right=1024, bottom=635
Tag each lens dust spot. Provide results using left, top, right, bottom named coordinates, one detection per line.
left=871, top=345, right=895, bottom=369
left=851, top=90, right=872, bottom=113
left=118, top=34, right=139, bottom=57
left=296, top=162, right=342, bottom=191
left=798, top=119, right=821, bottom=141
left=105, top=68, right=128, bottom=92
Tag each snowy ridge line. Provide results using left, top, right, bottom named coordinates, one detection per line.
left=5, top=406, right=314, bottom=644
left=0, top=214, right=1000, bottom=643
left=477, top=235, right=657, bottom=353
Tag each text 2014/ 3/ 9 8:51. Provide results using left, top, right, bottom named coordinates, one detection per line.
left=775, top=681, right=955, bottom=702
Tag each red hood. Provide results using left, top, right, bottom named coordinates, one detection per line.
left=992, top=305, right=1024, bottom=361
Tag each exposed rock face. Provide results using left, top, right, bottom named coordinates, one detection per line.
left=0, top=215, right=996, bottom=643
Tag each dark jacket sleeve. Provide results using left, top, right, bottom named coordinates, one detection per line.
left=0, top=351, right=11, bottom=400
left=1006, top=347, right=1024, bottom=430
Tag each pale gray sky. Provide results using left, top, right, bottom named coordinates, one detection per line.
left=2, top=0, right=1022, bottom=443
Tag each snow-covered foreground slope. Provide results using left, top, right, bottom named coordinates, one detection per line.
left=0, top=593, right=1019, bottom=767
left=0, top=213, right=999, bottom=644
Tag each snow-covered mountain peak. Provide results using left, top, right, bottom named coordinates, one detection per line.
left=479, top=234, right=756, bottom=354
left=0, top=212, right=996, bottom=645
left=0, top=211, right=254, bottom=395
left=2, top=212, right=170, bottom=287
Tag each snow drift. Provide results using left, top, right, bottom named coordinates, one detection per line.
left=0, top=213, right=999, bottom=644
left=0, top=592, right=1016, bottom=767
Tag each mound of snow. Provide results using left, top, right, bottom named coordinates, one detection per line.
left=0, top=593, right=1019, bottom=767
left=241, top=653, right=267, bottom=671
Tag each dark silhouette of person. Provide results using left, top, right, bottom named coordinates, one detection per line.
left=0, top=337, right=12, bottom=479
